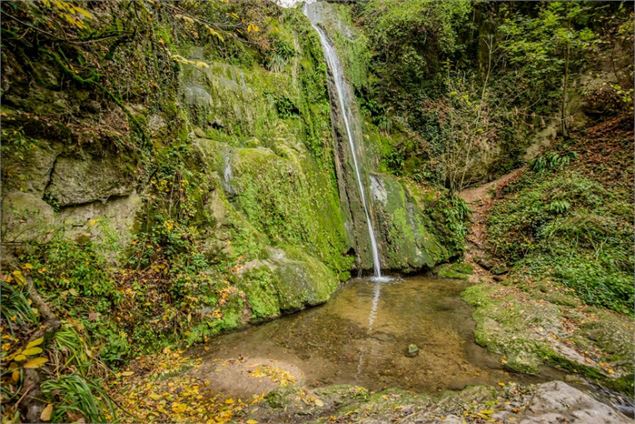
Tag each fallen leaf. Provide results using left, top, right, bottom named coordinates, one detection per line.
left=12, top=270, right=26, bottom=285
left=22, top=347, right=43, bottom=356
left=40, top=404, right=53, bottom=422
left=26, top=337, right=44, bottom=349
left=24, top=357, right=48, bottom=368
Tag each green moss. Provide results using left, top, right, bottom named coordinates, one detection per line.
left=462, top=285, right=545, bottom=374
left=371, top=173, right=463, bottom=271
left=230, top=146, right=352, bottom=277
left=436, top=262, right=473, bottom=280
left=489, top=170, right=634, bottom=314
left=239, top=266, right=281, bottom=322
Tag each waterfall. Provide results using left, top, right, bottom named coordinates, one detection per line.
left=304, top=3, right=383, bottom=279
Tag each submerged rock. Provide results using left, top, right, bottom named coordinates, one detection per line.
left=405, top=343, right=419, bottom=357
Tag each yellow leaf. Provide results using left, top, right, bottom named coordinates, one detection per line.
left=14, top=354, right=27, bottom=362
left=74, top=6, right=93, bottom=19
left=120, top=371, right=134, bottom=377
left=23, top=263, right=33, bottom=270
left=26, top=337, right=44, bottom=349
left=246, top=420, right=258, bottom=424
left=40, top=404, right=53, bottom=422
left=12, top=270, right=26, bottom=285
left=171, top=402, right=187, bottom=414
left=11, top=369, right=20, bottom=383
left=149, top=393, right=161, bottom=400
left=23, top=357, right=48, bottom=368
left=206, top=26, right=225, bottom=42
left=22, top=347, right=43, bottom=356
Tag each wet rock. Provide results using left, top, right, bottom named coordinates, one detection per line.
left=369, top=173, right=452, bottom=272
left=406, top=344, right=419, bottom=357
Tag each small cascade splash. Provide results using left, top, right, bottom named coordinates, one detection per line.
left=304, top=2, right=386, bottom=281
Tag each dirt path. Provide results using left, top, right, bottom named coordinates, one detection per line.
left=458, top=167, right=525, bottom=281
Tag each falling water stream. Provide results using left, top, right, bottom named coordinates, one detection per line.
left=304, top=2, right=383, bottom=280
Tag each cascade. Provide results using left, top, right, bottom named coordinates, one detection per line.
left=304, top=2, right=384, bottom=279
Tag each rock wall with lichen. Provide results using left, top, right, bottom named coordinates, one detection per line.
left=1, top=2, right=357, bottom=362
left=1, top=1, right=465, bottom=365
left=304, top=1, right=466, bottom=271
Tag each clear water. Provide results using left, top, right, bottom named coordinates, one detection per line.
left=198, top=277, right=554, bottom=392
left=304, top=3, right=382, bottom=278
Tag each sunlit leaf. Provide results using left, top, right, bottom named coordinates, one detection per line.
left=22, top=347, right=43, bottom=356
left=40, top=404, right=53, bottom=422
left=23, top=357, right=48, bottom=368
left=12, top=270, right=26, bottom=286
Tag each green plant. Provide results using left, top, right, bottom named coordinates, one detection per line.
left=0, top=280, right=38, bottom=335
left=489, top=169, right=633, bottom=314
left=41, top=374, right=114, bottom=423
left=531, top=151, right=578, bottom=172
left=53, top=325, right=93, bottom=375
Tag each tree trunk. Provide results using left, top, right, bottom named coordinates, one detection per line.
left=560, top=44, right=570, bottom=138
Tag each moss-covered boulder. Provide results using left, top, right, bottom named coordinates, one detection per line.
left=369, top=173, right=453, bottom=272
left=238, top=246, right=339, bottom=322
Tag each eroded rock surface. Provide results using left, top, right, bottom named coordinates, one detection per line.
left=514, top=381, right=631, bottom=424
left=44, top=154, right=134, bottom=206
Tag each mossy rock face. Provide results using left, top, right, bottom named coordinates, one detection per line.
left=229, top=145, right=352, bottom=277
left=237, top=246, right=339, bottom=321
left=2, top=139, right=62, bottom=195
left=462, top=284, right=553, bottom=374
left=2, top=191, right=55, bottom=243
left=44, top=154, right=135, bottom=207
left=272, top=247, right=339, bottom=310
left=369, top=173, right=450, bottom=272
left=462, top=283, right=634, bottom=388
left=435, top=262, right=474, bottom=280
left=180, top=60, right=279, bottom=138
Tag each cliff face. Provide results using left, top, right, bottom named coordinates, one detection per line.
left=1, top=2, right=355, bottom=353
left=1, top=1, right=464, bottom=365
left=305, top=1, right=466, bottom=272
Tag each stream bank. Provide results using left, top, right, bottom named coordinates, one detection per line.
left=108, top=275, right=630, bottom=423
